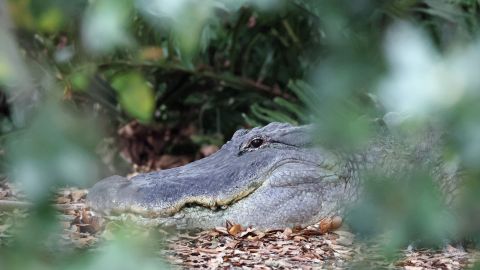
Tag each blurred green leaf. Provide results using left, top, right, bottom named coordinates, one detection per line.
left=7, top=0, right=35, bottom=30
left=348, top=169, right=456, bottom=250
left=0, top=55, right=12, bottom=86
left=37, top=7, right=63, bottom=32
left=111, top=72, right=155, bottom=123
left=136, top=0, right=214, bottom=61
left=7, top=101, right=101, bottom=202
left=69, top=72, right=89, bottom=91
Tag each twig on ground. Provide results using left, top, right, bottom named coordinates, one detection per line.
left=0, top=200, right=85, bottom=211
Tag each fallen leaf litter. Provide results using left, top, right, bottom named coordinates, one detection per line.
left=1, top=184, right=479, bottom=269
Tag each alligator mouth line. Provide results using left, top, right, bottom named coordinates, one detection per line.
left=125, top=181, right=264, bottom=218
left=137, top=180, right=264, bottom=218
left=124, top=158, right=323, bottom=218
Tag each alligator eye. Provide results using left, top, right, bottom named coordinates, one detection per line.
left=249, top=138, right=264, bottom=148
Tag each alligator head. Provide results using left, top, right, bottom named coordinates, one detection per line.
left=87, top=123, right=356, bottom=229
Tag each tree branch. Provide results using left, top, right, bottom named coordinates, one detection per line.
left=98, top=61, right=295, bottom=100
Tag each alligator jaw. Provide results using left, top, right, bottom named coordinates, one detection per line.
left=86, top=135, right=279, bottom=218
left=126, top=179, right=265, bottom=218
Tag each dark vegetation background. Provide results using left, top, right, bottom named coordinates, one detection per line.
left=1, top=0, right=480, bottom=269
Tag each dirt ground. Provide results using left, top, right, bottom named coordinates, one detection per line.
left=1, top=181, right=479, bottom=270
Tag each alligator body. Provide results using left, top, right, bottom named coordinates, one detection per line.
left=87, top=122, right=460, bottom=229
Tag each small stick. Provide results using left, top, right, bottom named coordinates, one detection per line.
left=0, top=200, right=31, bottom=211
left=56, top=203, right=86, bottom=211
left=0, top=200, right=86, bottom=211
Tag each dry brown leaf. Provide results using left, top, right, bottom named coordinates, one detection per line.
left=249, top=231, right=266, bottom=240
left=56, top=196, right=71, bottom=204
left=293, top=235, right=307, bottom=241
left=225, top=239, right=240, bottom=249
left=296, top=229, right=323, bottom=237
left=70, top=189, right=86, bottom=202
left=228, top=224, right=243, bottom=236
left=331, top=216, right=343, bottom=230
left=319, top=218, right=332, bottom=234
left=404, top=266, right=423, bottom=270
left=213, top=227, right=227, bottom=237
left=21, top=188, right=475, bottom=270
left=239, top=227, right=256, bottom=238
left=0, top=190, right=7, bottom=200
left=60, top=221, right=71, bottom=230
left=196, top=247, right=225, bottom=254
left=282, top=227, right=292, bottom=239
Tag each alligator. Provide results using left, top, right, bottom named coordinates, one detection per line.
left=87, top=122, right=460, bottom=229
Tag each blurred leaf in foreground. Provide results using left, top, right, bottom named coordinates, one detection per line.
left=348, top=169, right=456, bottom=254
left=81, top=0, right=134, bottom=54
left=0, top=52, right=12, bottom=85
left=72, top=225, right=169, bottom=270
left=136, top=0, right=213, bottom=61
left=6, top=100, right=101, bottom=202
left=7, top=0, right=86, bottom=33
left=307, top=1, right=385, bottom=151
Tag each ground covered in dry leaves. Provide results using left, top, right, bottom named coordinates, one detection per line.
left=161, top=223, right=478, bottom=269
left=1, top=181, right=479, bottom=269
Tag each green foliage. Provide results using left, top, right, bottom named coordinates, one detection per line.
left=348, top=170, right=455, bottom=249
left=5, top=0, right=326, bottom=136
left=111, top=72, right=155, bottom=123
left=82, top=0, right=134, bottom=54
left=298, top=0, right=480, bottom=259
left=2, top=0, right=480, bottom=268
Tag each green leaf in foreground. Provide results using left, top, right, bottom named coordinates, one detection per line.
left=111, top=72, right=155, bottom=123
